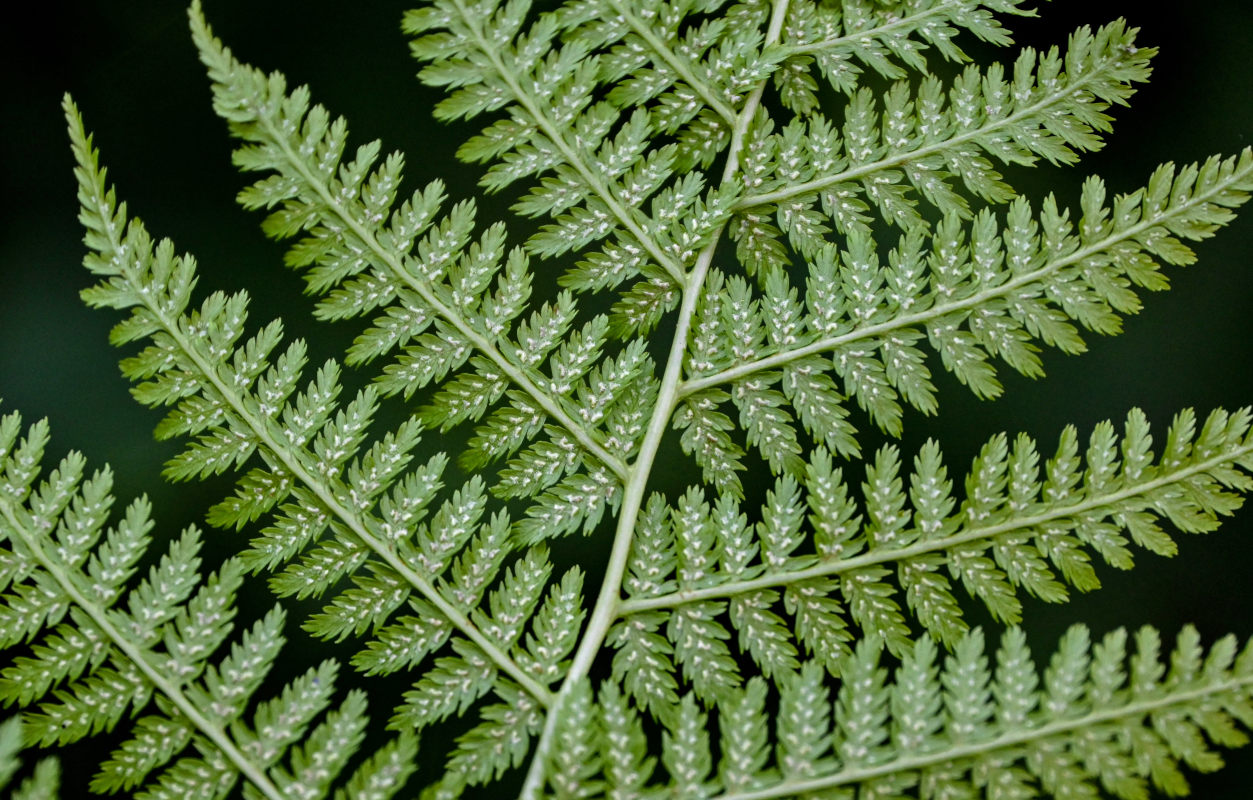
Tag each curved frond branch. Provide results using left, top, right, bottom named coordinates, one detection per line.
left=0, top=405, right=282, bottom=799
left=0, top=398, right=418, bottom=799
left=701, top=626, right=1253, bottom=799
left=625, top=439, right=1253, bottom=615
left=682, top=149, right=1253, bottom=401
left=191, top=7, right=628, bottom=485
left=1, top=526, right=282, bottom=797
left=614, top=407, right=1253, bottom=680
left=66, top=98, right=556, bottom=712
left=739, top=20, right=1152, bottom=212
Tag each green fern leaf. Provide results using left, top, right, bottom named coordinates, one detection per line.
left=17, top=1, right=1253, bottom=797
left=0, top=401, right=417, bottom=799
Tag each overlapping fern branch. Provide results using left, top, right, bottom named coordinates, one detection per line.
left=552, top=624, right=1253, bottom=799
left=677, top=153, right=1253, bottom=493
left=29, top=0, right=1253, bottom=796
left=611, top=407, right=1253, bottom=713
left=0, top=401, right=417, bottom=798
left=67, top=78, right=590, bottom=784
left=191, top=4, right=648, bottom=552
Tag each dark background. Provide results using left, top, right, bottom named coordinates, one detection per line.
left=1, top=1, right=1251, bottom=796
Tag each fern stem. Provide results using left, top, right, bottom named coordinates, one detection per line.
left=604, top=0, right=739, bottom=124
left=0, top=502, right=286, bottom=799
left=449, top=0, right=689, bottom=285
left=679, top=150, right=1253, bottom=397
left=71, top=124, right=557, bottom=710
left=619, top=436, right=1253, bottom=615
left=709, top=672, right=1253, bottom=799
left=517, top=178, right=707, bottom=800
left=518, top=3, right=794, bottom=795
left=248, top=104, right=630, bottom=485
left=735, top=27, right=1134, bottom=211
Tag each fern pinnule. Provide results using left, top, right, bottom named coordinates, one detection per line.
left=611, top=406, right=1253, bottom=709
left=0, top=400, right=415, bottom=798
left=595, top=624, right=1253, bottom=799
left=71, top=11, right=604, bottom=781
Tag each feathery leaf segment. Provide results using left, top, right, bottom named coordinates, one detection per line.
left=68, top=85, right=578, bottom=783
left=566, top=624, right=1253, bottom=799
left=0, top=396, right=417, bottom=799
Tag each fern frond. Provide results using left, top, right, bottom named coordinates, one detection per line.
left=678, top=151, right=1253, bottom=463
left=46, top=0, right=1253, bottom=797
left=618, top=407, right=1253, bottom=683
left=66, top=91, right=576, bottom=787
left=737, top=19, right=1154, bottom=243
left=0, top=404, right=412, bottom=799
left=192, top=3, right=660, bottom=552
left=575, top=625, right=1253, bottom=799
left=777, top=0, right=1038, bottom=109
left=190, top=6, right=630, bottom=487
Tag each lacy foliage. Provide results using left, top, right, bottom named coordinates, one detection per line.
left=3, top=0, right=1253, bottom=797
left=0, top=404, right=415, bottom=799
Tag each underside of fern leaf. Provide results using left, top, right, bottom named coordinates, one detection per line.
left=0, top=402, right=416, bottom=798
left=4, top=0, right=1253, bottom=797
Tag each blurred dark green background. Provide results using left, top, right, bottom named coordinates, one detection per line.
left=1, top=1, right=1251, bottom=796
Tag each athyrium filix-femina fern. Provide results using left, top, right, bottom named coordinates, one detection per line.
left=2, top=1, right=1252, bottom=798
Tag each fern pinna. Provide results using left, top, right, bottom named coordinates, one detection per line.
left=2, top=0, right=1252, bottom=797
